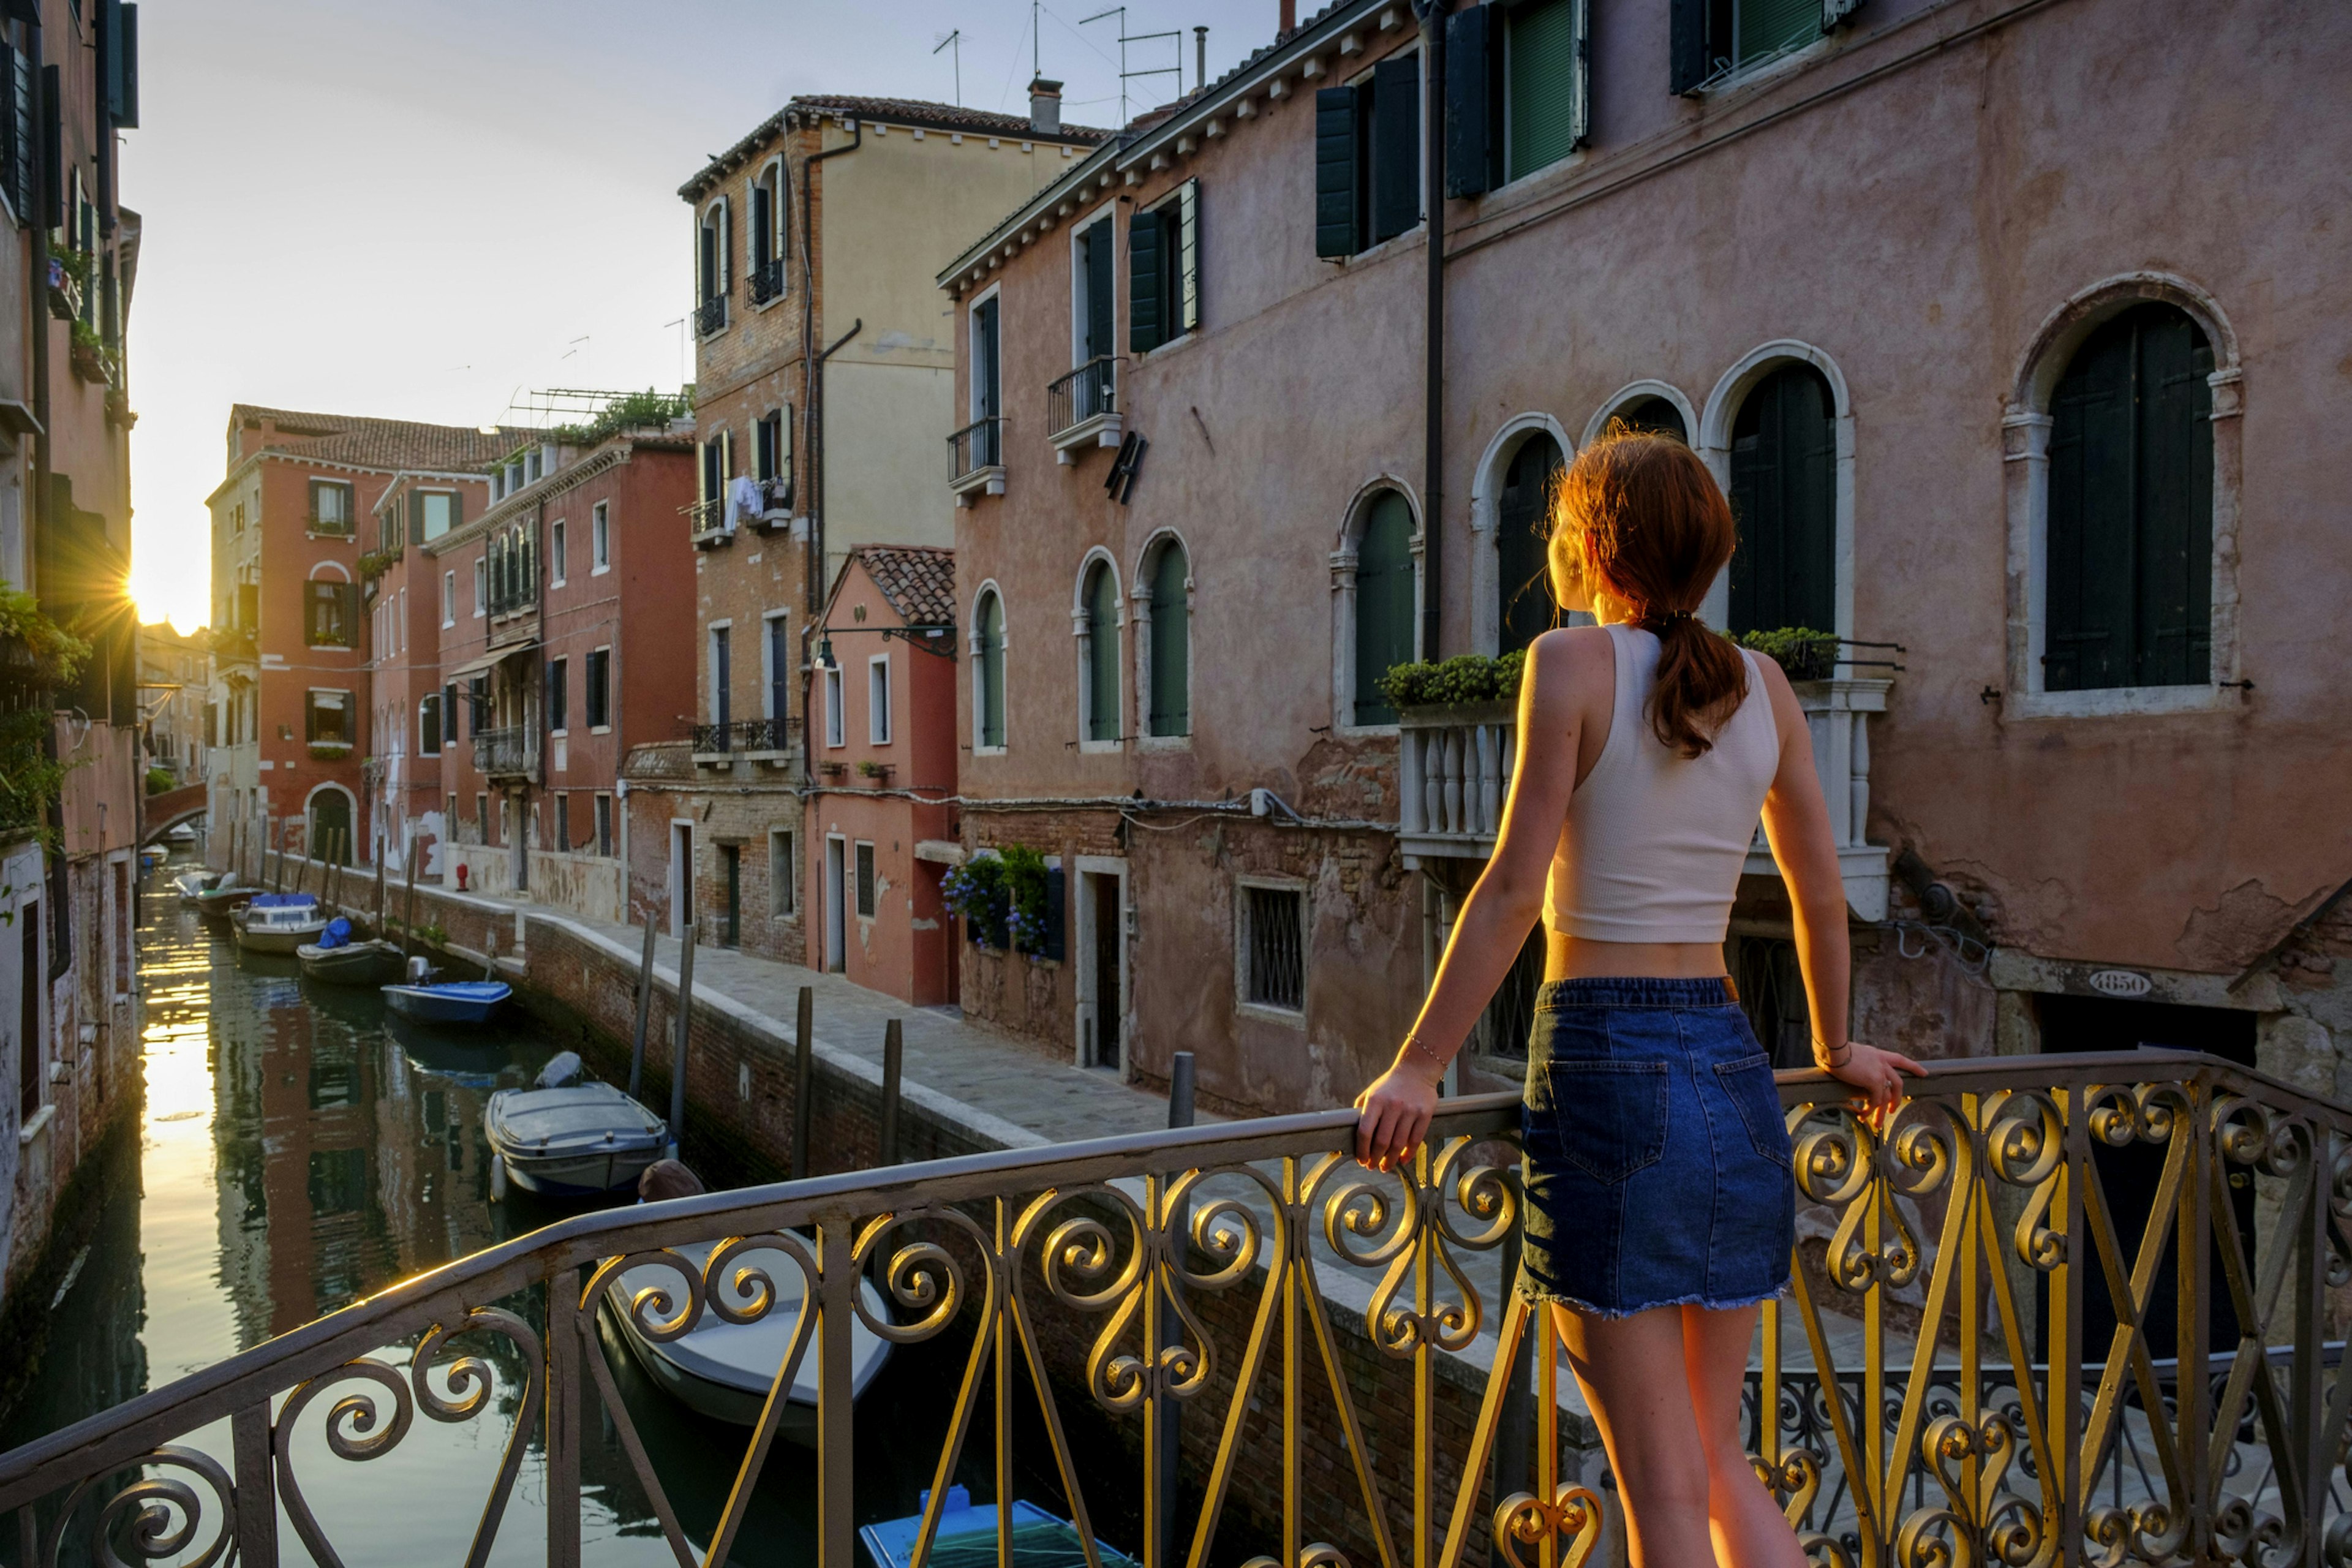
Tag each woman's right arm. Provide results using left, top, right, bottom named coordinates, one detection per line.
left=1754, top=655, right=1923, bottom=1126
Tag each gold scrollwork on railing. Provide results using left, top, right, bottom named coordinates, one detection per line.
left=43, top=1445, right=237, bottom=1568
left=1490, top=1482, right=1605, bottom=1568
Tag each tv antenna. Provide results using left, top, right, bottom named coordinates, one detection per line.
left=933, top=29, right=961, bottom=105
left=1080, top=7, right=1183, bottom=123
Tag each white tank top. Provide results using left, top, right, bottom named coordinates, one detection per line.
left=1544, top=624, right=1781, bottom=943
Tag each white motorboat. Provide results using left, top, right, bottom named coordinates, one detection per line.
left=483, top=1053, right=668, bottom=1198
left=232, top=895, right=328, bottom=954
left=165, top=823, right=197, bottom=846
left=605, top=1236, right=893, bottom=1433
left=171, top=868, right=224, bottom=902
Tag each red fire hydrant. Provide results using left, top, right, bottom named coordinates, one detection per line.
left=456, top=864, right=470, bottom=892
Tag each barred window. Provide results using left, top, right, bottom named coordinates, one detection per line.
left=855, top=842, right=876, bottom=918
left=1242, top=884, right=1305, bottom=1014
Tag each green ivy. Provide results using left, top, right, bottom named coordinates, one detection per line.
left=0, top=585, right=91, bottom=688
left=1730, top=627, right=1839, bottom=680
left=1376, top=649, right=1528, bottom=710
left=356, top=548, right=402, bottom=581
left=145, top=766, right=175, bottom=795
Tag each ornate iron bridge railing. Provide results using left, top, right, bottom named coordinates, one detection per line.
left=3, top=1051, right=2350, bottom=1567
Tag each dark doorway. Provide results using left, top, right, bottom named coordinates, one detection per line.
left=719, top=845, right=741, bottom=948
left=1089, top=873, right=1121, bottom=1070
left=2035, top=993, right=2256, bottom=1366
left=18, top=905, right=38, bottom=1120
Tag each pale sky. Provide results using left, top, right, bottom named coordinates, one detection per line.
left=126, top=0, right=1284, bottom=631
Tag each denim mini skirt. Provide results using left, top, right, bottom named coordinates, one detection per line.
left=1517, top=977, right=1795, bottom=1318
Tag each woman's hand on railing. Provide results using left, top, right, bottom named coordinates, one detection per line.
left=1819, top=1038, right=1926, bottom=1132
left=1353, top=1053, right=1444, bottom=1172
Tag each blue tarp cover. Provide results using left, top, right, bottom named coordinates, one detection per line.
left=316, top=918, right=353, bottom=949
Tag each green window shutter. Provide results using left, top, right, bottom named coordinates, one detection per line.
left=1497, top=435, right=1564, bottom=654
left=1314, top=86, right=1359, bottom=259
left=1740, top=0, right=1822, bottom=64
left=1085, top=222, right=1115, bottom=361
left=1353, top=492, right=1416, bottom=725
left=1506, top=0, right=1584, bottom=181
left=421, top=696, right=439, bottom=755
left=1727, top=364, right=1836, bottom=638
left=1371, top=58, right=1419, bottom=243
left=1444, top=6, right=1495, bottom=197
left=1148, top=545, right=1189, bottom=737
left=979, top=594, right=1006, bottom=748
left=1669, top=0, right=1711, bottom=93
left=1086, top=564, right=1120, bottom=741
left=2136, top=311, right=2214, bottom=686
left=1128, top=209, right=1164, bottom=353
left=1175, top=180, right=1200, bottom=336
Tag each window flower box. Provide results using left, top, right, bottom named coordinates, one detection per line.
left=307, top=743, right=352, bottom=761
left=855, top=760, right=894, bottom=783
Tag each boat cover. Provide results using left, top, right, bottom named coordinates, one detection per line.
left=315, top=918, right=353, bottom=949
left=859, top=1491, right=1136, bottom=1568
left=487, top=1082, right=666, bottom=1155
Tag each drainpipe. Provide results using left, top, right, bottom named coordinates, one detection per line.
left=1414, top=0, right=1447, bottom=665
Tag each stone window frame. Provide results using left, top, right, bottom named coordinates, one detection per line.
left=1467, top=412, right=1576, bottom=657
left=769, top=827, right=798, bottom=921
left=969, top=579, right=1010, bottom=758
left=2001, top=270, right=2245, bottom=720
left=1581, top=378, right=1699, bottom=450
left=1234, top=873, right=1311, bottom=1029
left=1695, top=338, right=1857, bottom=638
left=1327, top=476, right=1425, bottom=738
left=1072, top=546, right=1124, bottom=755
left=1130, top=530, right=1194, bottom=751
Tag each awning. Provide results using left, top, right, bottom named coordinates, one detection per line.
left=443, top=641, right=539, bottom=682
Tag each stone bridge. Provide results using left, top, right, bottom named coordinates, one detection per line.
left=140, top=781, right=206, bottom=845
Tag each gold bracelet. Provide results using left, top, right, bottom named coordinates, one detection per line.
left=1404, top=1033, right=1450, bottom=1075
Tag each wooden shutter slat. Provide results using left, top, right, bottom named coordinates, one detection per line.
left=1177, top=180, right=1200, bottom=335
left=1444, top=6, right=1494, bottom=197
left=1128, top=208, right=1163, bottom=353
left=1506, top=0, right=1582, bottom=181
left=1669, top=0, right=1711, bottom=93
left=1371, top=58, right=1419, bottom=243
left=1354, top=494, right=1415, bottom=725
left=1148, top=546, right=1189, bottom=737
left=1314, top=86, right=1359, bottom=259
left=1085, top=221, right=1115, bottom=361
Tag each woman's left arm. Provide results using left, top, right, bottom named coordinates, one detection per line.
left=1352, top=630, right=1594, bottom=1170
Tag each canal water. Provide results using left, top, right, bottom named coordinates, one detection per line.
left=0, top=856, right=1122, bottom=1567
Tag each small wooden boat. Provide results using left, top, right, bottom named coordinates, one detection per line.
left=605, top=1237, right=892, bottom=1433
left=859, top=1488, right=1136, bottom=1568
left=171, top=869, right=224, bottom=902
left=232, top=895, right=328, bottom=954
left=193, top=876, right=255, bottom=918
left=165, top=823, right=197, bottom=846
left=383, top=976, right=512, bottom=1023
left=297, top=919, right=407, bottom=986
left=483, top=1054, right=666, bottom=1197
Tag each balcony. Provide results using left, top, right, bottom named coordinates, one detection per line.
left=1397, top=699, right=1516, bottom=865
left=1740, top=670, right=1895, bottom=920
left=1, top=1050, right=2339, bottom=1566
left=691, top=715, right=804, bottom=769
left=1046, top=356, right=1121, bottom=461
left=684, top=497, right=733, bottom=548
left=472, top=724, right=540, bottom=782
left=747, top=256, right=784, bottom=306
left=947, top=416, right=1003, bottom=503
left=695, top=293, right=728, bottom=337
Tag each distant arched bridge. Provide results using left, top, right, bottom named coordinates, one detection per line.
left=141, top=782, right=207, bottom=845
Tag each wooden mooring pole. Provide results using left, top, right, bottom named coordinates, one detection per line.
left=877, top=1019, right=903, bottom=1169
left=628, top=903, right=660, bottom=1101
left=666, top=921, right=698, bottom=1162
left=791, top=986, right=814, bottom=1180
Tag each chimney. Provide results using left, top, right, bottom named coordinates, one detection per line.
left=1280, top=1, right=1296, bottom=37
left=1028, top=77, right=1063, bottom=135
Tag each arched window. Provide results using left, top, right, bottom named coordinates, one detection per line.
left=2045, top=303, right=2213, bottom=691
left=1146, top=543, right=1190, bottom=737
left=1727, top=363, right=1836, bottom=635
left=1080, top=559, right=1120, bottom=742
left=748, top=162, right=787, bottom=304
left=1617, top=395, right=1687, bottom=442
left=698, top=199, right=730, bottom=330
left=1353, top=491, right=1417, bottom=725
left=974, top=590, right=1006, bottom=750
left=1496, top=435, right=1562, bottom=654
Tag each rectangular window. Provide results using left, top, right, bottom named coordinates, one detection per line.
left=551, top=793, right=570, bottom=852
left=764, top=613, right=791, bottom=724
left=854, top=842, right=875, bottom=919
left=824, top=665, right=845, bottom=747
left=547, top=657, right=568, bottom=734
left=1241, top=884, right=1306, bottom=1014
left=868, top=655, right=892, bottom=744
left=710, top=625, right=731, bottom=725
left=472, top=557, right=486, bottom=616
left=769, top=829, right=796, bottom=917
left=309, top=480, right=355, bottom=533
left=1316, top=61, right=1419, bottom=258
left=1128, top=180, right=1201, bottom=352
left=719, top=844, right=741, bottom=945
left=594, top=793, right=614, bottom=858
left=476, top=794, right=490, bottom=845
left=971, top=295, right=1000, bottom=423
left=420, top=693, right=442, bottom=756
left=468, top=675, right=487, bottom=738
left=549, top=519, right=567, bottom=584
left=1073, top=214, right=1117, bottom=364
left=586, top=647, right=611, bottom=728
left=441, top=570, right=455, bottom=626
left=304, top=688, right=353, bottom=746
left=418, top=491, right=458, bottom=541
left=755, top=409, right=792, bottom=508
left=592, top=501, right=611, bottom=571
left=306, top=579, right=355, bottom=647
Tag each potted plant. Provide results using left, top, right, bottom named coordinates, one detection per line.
left=1732, top=627, right=1839, bottom=682
left=856, top=759, right=894, bottom=782
left=1376, top=649, right=1528, bottom=724
left=941, top=844, right=1054, bottom=960
left=308, top=742, right=351, bottom=761
left=67, top=322, right=109, bottom=385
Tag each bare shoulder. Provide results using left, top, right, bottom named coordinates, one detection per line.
left=1526, top=625, right=1615, bottom=698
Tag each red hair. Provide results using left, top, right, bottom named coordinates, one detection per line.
left=1547, top=429, right=1747, bottom=758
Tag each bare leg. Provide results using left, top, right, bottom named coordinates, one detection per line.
left=1550, top=1303, right=1716, bottom=1568
left=1681, top=1303, right=1808, bottom=1568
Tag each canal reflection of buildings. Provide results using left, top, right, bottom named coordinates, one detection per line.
left=212, top=960, right=510, bottom=1343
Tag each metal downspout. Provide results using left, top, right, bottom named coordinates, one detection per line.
left=1416, top=1, right=1448, bottom=666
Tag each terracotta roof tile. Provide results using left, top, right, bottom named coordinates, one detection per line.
left=853, top=545, right=957, bottom=627
left=790, top=95, right=1112, bottom=143
left=230, top=404, right=544, bottom=474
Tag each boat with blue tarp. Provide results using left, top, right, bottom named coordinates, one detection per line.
left=860, top=1488, right=1136, bottom=1568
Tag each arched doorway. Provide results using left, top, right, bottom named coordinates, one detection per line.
left=308, top=787, right=354, bottom=866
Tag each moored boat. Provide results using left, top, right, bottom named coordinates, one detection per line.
left=171, top=868, right=224, bottom=902
left=193, top=876, right=255, bottom=918
left=165, top=823, right=197, bottom=846
left=482, top=1053, right=666, bottom=1197
left=382, top=976, right=511, bottom=1023
left=859, top=1488, right=1136, bottom=1568
left=297, top=919, right=407, bottom=986
left=232, top=895, right=328, bottom=954
left=603, top=1235, right=892, bottom=1433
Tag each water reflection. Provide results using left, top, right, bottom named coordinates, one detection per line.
left=0, top=858, right=1098, bottom=1567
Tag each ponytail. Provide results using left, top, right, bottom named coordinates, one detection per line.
left=1550, top=429, right=1747, bottom=759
